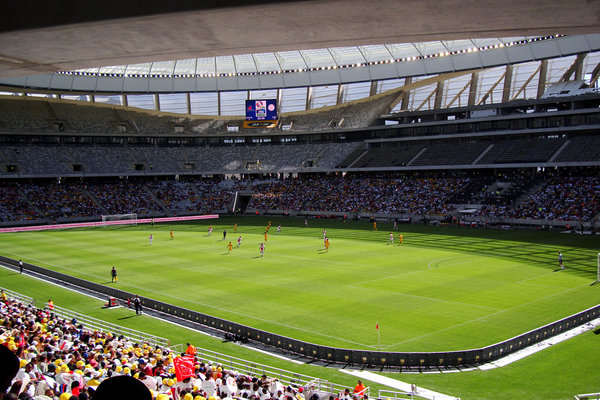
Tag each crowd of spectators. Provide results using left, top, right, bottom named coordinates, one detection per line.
left=476, top=176, right=600, bottom=222
left=84, top=181, right=161, bottom=216
left=0, top=296, right=360, bottom=400
left=0, top=171, right=598, bottom=224
left=0, top=185, right=38, bottom=222
left=22, top=183, right=103, bottom=221
left=249, top=174, right=467, bottom=216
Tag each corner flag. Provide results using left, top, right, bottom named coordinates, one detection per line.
left=376, top=322, right=381, bottom=350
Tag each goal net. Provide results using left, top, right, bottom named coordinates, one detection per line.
left=101, top=213, right=138, bottom=227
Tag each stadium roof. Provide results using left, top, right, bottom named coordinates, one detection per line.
left=1, top=1, right=599, bottom=115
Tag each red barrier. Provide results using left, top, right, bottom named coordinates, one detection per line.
left=0, top=214, right=219, bottom=233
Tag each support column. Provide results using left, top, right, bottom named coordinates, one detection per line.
left=468, top=72, right=479, bottom=106
left=537, top=60, right=548, bottom=98
left=433, top=81, right=445, bottom=109
left=502, top=65, right=514, bottom=103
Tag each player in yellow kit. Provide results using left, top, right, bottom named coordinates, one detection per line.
left=399, top=233, right=404, bottom=245
left=170, top=230, right=174, bottom=240
left=227, top=241, right=233, bottom=254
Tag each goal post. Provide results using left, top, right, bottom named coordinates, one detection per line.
left=101, top=213, right=138, bottom=227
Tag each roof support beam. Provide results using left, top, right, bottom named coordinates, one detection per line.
left=401, top=77, right=412, bottom=110
left=217, top=91, right=221, bottom=116
left=121, top=94, right=128, bottom=107
left=336, top=84, right=344, bottom=105
left=186, top=92, right=191, bottom=115
left=305, top=86, right=313, bottom=110
left=502, top=64, right=514, bottom=103
left=511, top=63, right=541, bottom=101
left=434, top=81, right=445, bottom=109
left=370, top=81, right=378, bottom=96
left=468, top=72, right=479, bottom=106
left=154, top=93, right=160, bottom=111
left=589, top=61, right=600, bottom=87
left=560, top=53, right=586, bottom=82
left=537, top=59, right=548, bottom=98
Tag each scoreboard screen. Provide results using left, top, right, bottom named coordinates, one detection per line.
left=245, top=99, right=278, bottom=121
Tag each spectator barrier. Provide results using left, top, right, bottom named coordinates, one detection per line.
left=3, top=256, right=599, bottom=369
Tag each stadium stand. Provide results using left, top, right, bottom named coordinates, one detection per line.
left=0, top=293, right=356, bottom=400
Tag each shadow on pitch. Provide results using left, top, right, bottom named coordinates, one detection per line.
left=117, top=315, right=136, bottom=321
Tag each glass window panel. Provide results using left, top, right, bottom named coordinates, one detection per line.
left=196, top=58, right=216, bottom=76
left=216, top=56, right=236, bottom=75
left=174, top=59, right=197, bottom=76
left=387, top=43, right=420, bottom=60
left=94, top=95, right=122, bottom=105
left=220, top=91, right=246, bottom=115
left=329, top=47, right=365, bottom=66
left=360, top=45, right=393, bottom=63
left=344, top=81, right=372, bottom=101
left=280, top=87, right=307, bottom=113
left=61, top=95, right=90, bottom=102
left=253, top=52, right=281, bottom=71
left=311, top=85, right=338, bottom=109
left=275, top=51, right=306, bottom=71
left=413, top=41, right=448, bottom=57
left=379, top=78, right=404, bottom=93
left=234, top=54, right=257, bottom=73
left=159, top=93, right=187, bottom=113
left=127, top=94, right=155, bottom=110
left=301, top=48, right=336, bottom=69
left=150, top=61, right=175, bottom=75
left=250, top=89, right=277, bottom=100
left=124, top=63, right=151, bottom=76
left=190, top=92, right=218, bottom=115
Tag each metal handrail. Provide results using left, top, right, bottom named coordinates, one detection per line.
left=185, top=346, right=362, bottom=396
left=48, top=304, right=171, bottom=349
left=0, top=288, right=34, bottom=306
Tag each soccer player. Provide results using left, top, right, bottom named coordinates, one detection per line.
left=149, top=234, right=153, bottom=246
left=170, top=230, right=174, bottom=240
left=227, top=242, right=233, bottom=254
left=223, top=229, right=227, bottom=241
left=237, top=236, right=242, bottom=247
left=324, top=237, right=330, bottom=252
left=393, top=220, right=398, bottom=230
left=264, top=232, right=268, bottom=242
left=399, top=233, right=404, bottom=245
left=276, top=225, right=281, bottom=234
left=260, top=243, right=265, bottom=257
left=233, top=224, right=238, bottom=233
left=323, top=228, right=327, bottom=239
left=111, top=266, right=118, bottom=283
left=373, top=221, right=378, bottom=231
left=304, top=218, right=308, bottom=227
left=388, top=232, right=394, bottom=245
left=208, top=225, right=213, bottom=236
left=559, top=251, right=564, bottom=270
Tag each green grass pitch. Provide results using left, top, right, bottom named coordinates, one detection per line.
left=1, top=216, right=599, bottom=354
